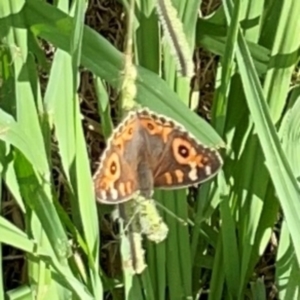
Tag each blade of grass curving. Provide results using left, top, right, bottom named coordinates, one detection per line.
left=276, top=90, right=300, bottom=298
left=44, top=51, right=76, bottom=184
left=196, top=13, right=269, bottom=76
left=93, top=77, right=113, bottom=139
left=276, top=220, right=300, bottom=299
left=224, top=0, right=300, bottom=265
left=0, top=136, right=24, bottom=212
left=0, top=32, right=94, bottom=299
left=0, top=217, right=37, bottom=253
left=44, top=2, right=101, bottom=296
left=1, top=6, right=71, bottom=290
left=13, top=241, right=91, bottom=298
left=262, top=0, right=300, bottom=124
left=8, top=17, right=46, bottom=167
left=2, top=1, right=55, bottom=297
left=0, top=110, right=47, bottom=175
left=0, top=44, right=93, bottom=298
left=3, top=0, right=227, bottom=298
left=19, top=0, right=223, bottom=146
left=1, top=220, right=65, bottom=299
left=43, top=2, right=99, bottom=291
left=0, top=113, right=69, bottom=263
left=43, top=0, right=75, bottom=182
left=70, top=1, right=102, bottom=296
left=41, top=254, right=94, bottom=299
left=0, top=215, right=93, bottom=298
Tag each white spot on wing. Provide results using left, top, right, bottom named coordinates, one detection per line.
left=100, top=191, right=107, bottom=200
left=110, top=188, right=118, bottom=200
left=205, top=166, right=212, bottom=175
left=188, top=167, right=197, bottom=181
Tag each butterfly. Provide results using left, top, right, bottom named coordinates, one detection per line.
left=93, top=108, right=223, bottom=204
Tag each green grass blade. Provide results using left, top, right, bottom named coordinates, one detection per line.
left=74, top=97, right=102, bottom=291
left=250, top=278, right=266, bottom=300
left=70, top=1, right=102, bottom=295
left=20, top=0, right=223, bottom=146
left=280, top=89, right=300, bottom=179
left=0, top=217, right=35, bottom=253
left=211, top=0, right=240, bottom=135
left=44, top=51, right=76, bottom=184
left=196, top=9, right=270, bottom=76
left=5, top=285, right=34, bottom=300
left=219, top=177, right=240, bottom=298
left=93, top=77, right=113, bottom=139
left=263, top=0, right=300, bottom=123
left=135, top=4, right=159, bottom=73
left=209, top=237, right=225, bottom=300
left=276, top=220, right=300, bottom=299
left=224, top=0, right=300, bottom=263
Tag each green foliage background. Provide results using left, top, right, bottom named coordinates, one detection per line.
left=0, top=0, right=300, bottom=299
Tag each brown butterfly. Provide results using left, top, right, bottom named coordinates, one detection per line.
left=93, top=108, right=223, bottom=204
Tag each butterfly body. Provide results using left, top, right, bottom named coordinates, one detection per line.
left=93, top=109, right=223, bottom=204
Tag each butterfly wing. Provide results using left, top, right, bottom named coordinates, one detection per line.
left=93, top=113, right=142, bottom=204
left=153, top=130, right=223, bottom=188
left=137, top=110, right=223, bottom=189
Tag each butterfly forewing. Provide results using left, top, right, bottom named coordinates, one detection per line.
left=136, top=110, right=223, bottom=189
